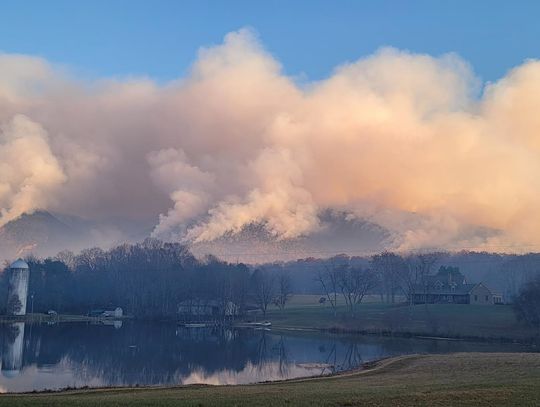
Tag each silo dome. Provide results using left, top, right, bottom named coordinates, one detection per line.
left=9, top=259, right=29, bottom=270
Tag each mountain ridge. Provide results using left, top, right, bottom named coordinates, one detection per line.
left=0, top=210, right=390, bottom=263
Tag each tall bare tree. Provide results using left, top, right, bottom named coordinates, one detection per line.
left=251, top=269, right=275, bottom=317
left=371, top=252, right=406, bottom=303
left=316, top=262, right=340, bottom=317
left=337, top=266, right=378, bottom=316
left=401, top=252, right=443, bottom=305
left=274, top=270, right=292, bottom=310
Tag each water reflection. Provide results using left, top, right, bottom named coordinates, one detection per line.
left=0, top=321, right=535, bottom=393
left=2, top=322, right=25, bottom=377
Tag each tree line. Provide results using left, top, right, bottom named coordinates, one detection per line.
left=0, top=239, right=291, bottom=319
left=313, top=252, right=436, bottom=316
left=2, top=242, right=540, bottom=327
left=314, top=251, right=540, bottom=330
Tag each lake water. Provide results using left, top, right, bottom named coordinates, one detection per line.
left=0, top=321, right=535, bottom=393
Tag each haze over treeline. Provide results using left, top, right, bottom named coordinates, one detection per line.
left=1, top=240, right=250, bottom=318
left=3, top=29, right=540, bottom=256
left=2, top=239, right=540, bottom=318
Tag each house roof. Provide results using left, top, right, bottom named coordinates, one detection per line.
left=426, top=268, right=466, bottom=285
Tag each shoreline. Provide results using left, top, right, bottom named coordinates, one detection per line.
left=2, top=352, right=540, bottom=400
left=0, top=354, right=409, bottom=396
left=269, top=324, right=540, bottom=345
left=0, top=313, right=129, bottom=324
left=2, top=313, right=538, bottom=344
left=0, top=353, right=538, bottom=405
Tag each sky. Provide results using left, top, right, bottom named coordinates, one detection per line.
left=1, top=0, right=539, bottom=84
left=3, top=1, right=540, bottom=256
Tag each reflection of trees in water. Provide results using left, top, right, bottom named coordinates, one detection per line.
left=321, top=342, right=337, bottom=376
left=252, top=330, right=271, bottom=377
left=276, top=336, right=289, bottom=376
left=319, top=340, right=363, bottom=375
left=0, top=323, right=526, bottom=389
left=319, top=340, right=362, bottom=375
left=2, top=323, right=293, bottom=386
left=4, top=323, right=21, bottom=343
left=256, top=330, right=268, bottom=365
left=244, top=332, right=292, bottom=379
left=65, top=324, right=265, bottom=386
left=341, top=342, right=362, bottom=370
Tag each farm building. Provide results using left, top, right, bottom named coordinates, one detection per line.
left=177, top=300, right=239, bottom=319
left=6, top=259, right=30, bottom=316
left=412, top=266, right=497, bottom=305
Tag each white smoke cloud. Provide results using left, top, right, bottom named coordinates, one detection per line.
left=185, top=147, right=320, bottom=242
left=148, top=148, right=215, bottom=238
left=0, top=115, right=66, bottom=224
left=1, top=29, right=540, bottom=253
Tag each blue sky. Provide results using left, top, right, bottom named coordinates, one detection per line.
left=1, top=0, right=539, bottom=83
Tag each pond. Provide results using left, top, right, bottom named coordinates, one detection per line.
left=0, top=321, right=535, bottom=393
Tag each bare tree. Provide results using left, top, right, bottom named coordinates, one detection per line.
left=371, top=252, right=406, bottom=303
left=401, top=253, right=442, bottom=305
left=54, top=250, right=76, bottom=270
left=316, top=262, right=340, bottom=317
left=500, top=254, right=540, bottom=301
left=513, top=277, right=540, bottom=330
left=337, top=266, right=378, bottom=316
left=416, top=252, right=444, bottom=306
left=274, top=271, right=292, bottom=310
left=251, top=269, right=275, bottom=317
left=6, top=295, right=22, bottom=315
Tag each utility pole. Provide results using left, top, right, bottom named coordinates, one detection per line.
left=30, top=292, right=34, bottom=315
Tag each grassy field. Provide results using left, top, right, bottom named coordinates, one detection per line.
left=1, top=353, right=539, bottom=406
left=264, top=295, right=539, bottom=341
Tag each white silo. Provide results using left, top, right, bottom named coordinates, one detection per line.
left=6, top=259, right=30, bottom=316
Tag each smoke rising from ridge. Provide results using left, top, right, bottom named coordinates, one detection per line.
left=1, top=29, right=540, bottom=252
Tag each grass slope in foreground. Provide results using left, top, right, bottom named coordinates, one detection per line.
left=1, top=353, right=539, bottom=406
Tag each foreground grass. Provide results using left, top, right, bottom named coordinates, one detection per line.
left=1, top=353, right=539, bottom=406
left=265, top=297, right=538, bottom=340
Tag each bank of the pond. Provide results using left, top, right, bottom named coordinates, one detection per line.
left=3, top=301, right=538, bottom=343
left=1, top=353, right=539, bottom=406
left=265, top=302, right=540, bottom=343
left=0, top=313, right=129, bottom=324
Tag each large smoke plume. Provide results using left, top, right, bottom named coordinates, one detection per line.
left=1, top=29, right=540, bottom=253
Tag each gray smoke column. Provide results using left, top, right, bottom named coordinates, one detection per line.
left=6, top=259, right=29, bottom=316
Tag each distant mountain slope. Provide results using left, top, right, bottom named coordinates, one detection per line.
left=0, top=211, right=81, bottom=258
left=191, top=211, right=391, bottom=263
left=0, top=211, right=152, bottom=260
left=0, top=210, right=391, bottom=263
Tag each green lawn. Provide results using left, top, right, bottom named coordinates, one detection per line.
left=265, top=296, right=538, bottom=340
left=2, top=353, right=539, bottom=406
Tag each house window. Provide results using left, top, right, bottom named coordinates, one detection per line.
left=485, top=295, right=489, bottom=301
left=474, top=295, right=478, bottom=301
